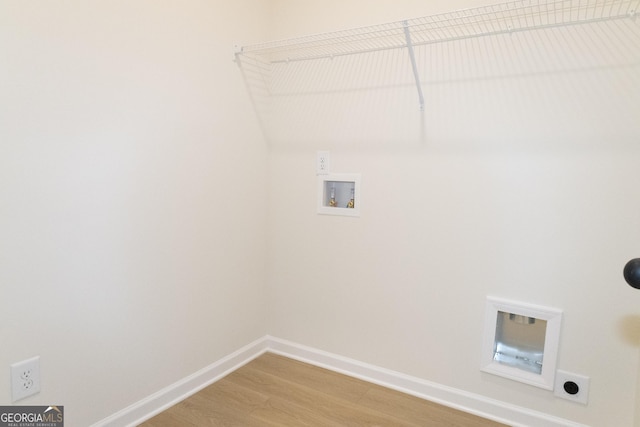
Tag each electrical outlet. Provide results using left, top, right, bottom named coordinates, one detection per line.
left=554, top=370, right=589, bottom=405
left=11, top=356, right=41, bottom=402
left=317, top=151, right=330, bottom=175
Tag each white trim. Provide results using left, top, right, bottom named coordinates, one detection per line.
left=91, top=336, right=269, bottom=427
left=265, top=336, right=587, bottom=427
left=92, top=335, right=586, bottom=427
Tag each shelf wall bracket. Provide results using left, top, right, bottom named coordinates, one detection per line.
left=403, top=20, right=425, bottom=112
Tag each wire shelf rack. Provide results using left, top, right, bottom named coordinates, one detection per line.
left=235, top=0, right=640, bottom=144
left=237, top=0, right=639, bottom=63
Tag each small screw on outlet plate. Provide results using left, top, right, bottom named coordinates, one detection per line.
left=11, top=356, right=41, bottom=402
left=554, top=369, right=589, bottom=405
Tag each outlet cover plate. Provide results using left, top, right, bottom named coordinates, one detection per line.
left=554, top=369, right=589, bottom=405
left=11, top=356, right=41, bottom=402
left=317, top=151, right=330, bottom=175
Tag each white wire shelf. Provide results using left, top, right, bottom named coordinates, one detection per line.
left=237, top=0, right=639, bottom=63
left=236, top=0, right=640, bottom=143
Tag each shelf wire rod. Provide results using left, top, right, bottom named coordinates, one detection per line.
left=250, top=24, right=407, bottom=62
left=409, top=8, right=635, bottom=44
left=239, top=0, right=640, bottom=64
left=403, top=20, right=425, bottom=111
left=271, top=17, right=626, bottom=64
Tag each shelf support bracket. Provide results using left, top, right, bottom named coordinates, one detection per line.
left=403, top=20, right=425, bottom=111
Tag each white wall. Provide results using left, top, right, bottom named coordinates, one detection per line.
left=266, top=1, right=640, bottom=426
left=0, top=1, right=270, bottom=425
left=3, top=1, right=639, bottom=426
left=637, top=349, right=640, bottom=427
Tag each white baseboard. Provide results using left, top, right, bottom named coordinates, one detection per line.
left=91, top=336, right=269, bottom=427
left=265, top=336, right=587, bottom=427
left=94, top=335, right=586, bottom=427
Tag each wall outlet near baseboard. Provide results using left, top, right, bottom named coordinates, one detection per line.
left=11, top=356, right=41, bottom=402
left=554, top=370, right=589, bottom=405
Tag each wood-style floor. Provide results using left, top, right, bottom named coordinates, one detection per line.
left=140, top=352, right=508, bottom=426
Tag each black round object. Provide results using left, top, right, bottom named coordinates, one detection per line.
left=563, top=381, right=579, bottom=395
left=623, top=258, right=640, bottom=289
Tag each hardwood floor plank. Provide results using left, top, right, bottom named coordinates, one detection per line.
left=358, top=385, right=505, bottom=426
left=143, top=379, right=269, bottom=427
left=196, top=377, right=269, bottom=413
left=225, top=363, right=412, bottom=426
left=249, top=394, right=411, bottom=427
left=139, top=352, right=508, bottom=426
left=248, top=353, right=371, bottom=403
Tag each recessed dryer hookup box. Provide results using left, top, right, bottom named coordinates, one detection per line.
left=317, top=173, right=361, bottom=217
left=481, top=297, right=563, bottom=390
